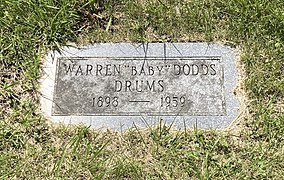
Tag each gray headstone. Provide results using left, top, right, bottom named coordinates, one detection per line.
left=40, top=43, right=240, bottom=130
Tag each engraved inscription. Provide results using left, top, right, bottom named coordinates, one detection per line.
left=52, top=57, right=225, bottom=116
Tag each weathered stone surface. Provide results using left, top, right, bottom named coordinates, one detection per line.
left=41, top=43, right=240, bottom=130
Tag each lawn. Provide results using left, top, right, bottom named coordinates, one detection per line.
left=1, top=0, right=284, bottom=179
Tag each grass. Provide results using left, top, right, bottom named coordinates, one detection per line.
left=1, top=0, right=284, bottom=179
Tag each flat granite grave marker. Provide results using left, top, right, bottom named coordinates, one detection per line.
left=41, top=43, right=240, bottom=130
